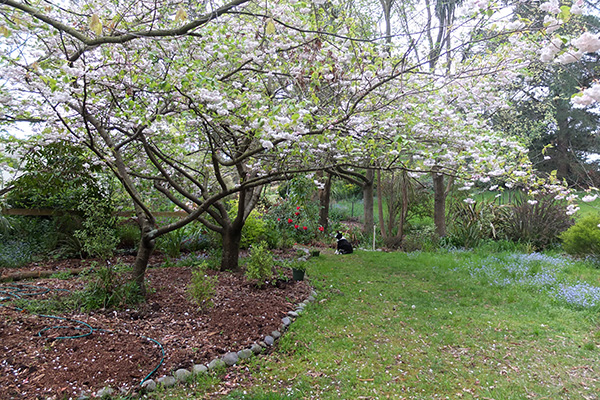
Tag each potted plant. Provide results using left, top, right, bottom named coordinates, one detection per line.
left=291, top=259, right=307, bottom=281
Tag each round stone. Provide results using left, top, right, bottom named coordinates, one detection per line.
left=271, top=330, right=281, bottom=339
left=282, top=317, right=292, bottom=326
left=208, top=358, right=227, bottom=370
left=140, top=379, right=157, bottom=392
left=174, top=368, right=191, bottom=382
left=264, top=335, right=275, bottom=346
left=157, top=375, right=177, bottom=387
left=192, top=364, right=208, bottom=374
left=237, top=348, right=254, bottom=359
left=223, top=351, right=239, bottom=366
left=250, top=343, right=263, bottom=354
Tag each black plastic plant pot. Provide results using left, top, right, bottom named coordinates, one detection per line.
left=292, top=268, right=305, bottom=281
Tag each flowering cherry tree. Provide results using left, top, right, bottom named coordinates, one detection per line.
left=529, top=0, right=600, bottom=208
left=0, top=0, right=565, bottom=292
left=535, top=1, right=600, bottom=105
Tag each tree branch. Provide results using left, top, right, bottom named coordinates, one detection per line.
left=2, top=0, right=251, bottom=60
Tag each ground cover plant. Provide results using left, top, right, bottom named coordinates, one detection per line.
left=219, top=250, right=600, bottom=400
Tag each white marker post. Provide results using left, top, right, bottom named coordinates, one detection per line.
left=373, top=224, right=376, bottom=251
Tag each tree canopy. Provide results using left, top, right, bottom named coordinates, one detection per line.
left=0, top=0, right=592, bottom=292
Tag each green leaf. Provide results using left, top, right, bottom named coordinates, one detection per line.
left=559, top=6, right=571, bottom=23
left=571, top=92, right=584, bottom=99
left=0, top=25, right=10, bottom=37
left=89, top=14, right=102, bottom=36
left=175, top=7, right=188, bottom=22
left=266, top=18, right=276, bottom=35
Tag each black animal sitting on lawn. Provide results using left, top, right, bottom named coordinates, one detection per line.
left=335, top=232, right=353, bottom=254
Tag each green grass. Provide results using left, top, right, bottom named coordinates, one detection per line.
left=221, top=250, right=600, bottom=400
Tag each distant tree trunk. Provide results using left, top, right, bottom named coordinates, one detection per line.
left=398, top=170, right=409, bottom=243
left=432, top=166, right=447, bottom=237
left=318, top=172, right=332, bottom=231
left=377, top=170, right=387, bottom=239
left=363, top=169, right=375, bottom=234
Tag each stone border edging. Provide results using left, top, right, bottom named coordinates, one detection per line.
left=86, top=289, right=318, bottom=399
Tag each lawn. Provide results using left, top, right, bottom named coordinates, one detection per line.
left=220, top=250, right=600, bottom=400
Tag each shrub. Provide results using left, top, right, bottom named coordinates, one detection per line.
left=331, top=179, right=362, bottom=202
left=76, top=263, right=143, bottom=311
left=0, top=216, right=56, bottom=267
left=267, top=176, right=325, bottom=245
left=402, top=224, right=438, bottom=252
left=156, top=223, right=214, bottom=258
left=74, top=198, right=119, bottom=260
left=156, top=228, right=187, bottom=259
left=240, top=210, right=270, bottom=249
left=187, top=262, right=218, bottom=310
left=116, top=221, right=140, bottom=249
left=0, top=214, right=11, bottom=235
left=181, top=224, right=212, bottom=252
left=447, top=198, right=511, bottom=248
left=51, top=234, right=84, bottom=259
left=560, top=214, right=600, bottom=256
left=0, top=239, right=38, bottom=268
left=245, top=242, right=274, bottom=287
left=205, top=248, right=223, bottom=271
left=504, top=192, right=573, bottom=250
left=6, top=141, right=111, bottom=210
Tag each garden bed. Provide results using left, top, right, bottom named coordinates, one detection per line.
left=0, top=254, right=311, bottom=399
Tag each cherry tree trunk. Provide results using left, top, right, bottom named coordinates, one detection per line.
left=318, top=173, right=332, bottom=231
left=432, top=167, right=447, bottom=237
left=221, top=226, right=242, bottom=272
left=132, top=234, right=155, bottom=297
left=398, top=171, right=409, bottom=243
left=376, top=170, right=388, bottom=238
left=363, top=169, right=375, bottom=234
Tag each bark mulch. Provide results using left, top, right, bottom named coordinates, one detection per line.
left=0, top=254, right=311, bottom=399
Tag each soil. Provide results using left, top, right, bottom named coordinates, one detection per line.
left=0, top=252, right=312, bottom=399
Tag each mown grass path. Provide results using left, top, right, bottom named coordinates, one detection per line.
left=227, top=250, right=600, bottom=400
